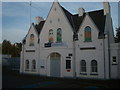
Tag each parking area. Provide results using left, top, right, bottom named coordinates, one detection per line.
left=2, top=67, right=120, bottom=89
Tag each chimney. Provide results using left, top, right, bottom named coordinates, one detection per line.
left=78, top=8, right=85, bottom=17
left=35, top=16, right=44, bottom=25
left=103, top=0, right=110, bottom=15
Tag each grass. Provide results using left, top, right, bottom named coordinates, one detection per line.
left=2, top=67, right=120, bottom=89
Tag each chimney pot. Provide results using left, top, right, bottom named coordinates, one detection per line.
left=78, top=8, right=85, bottom=16
left=35, top=16, right=44, bottom=25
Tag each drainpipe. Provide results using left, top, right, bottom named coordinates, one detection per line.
left=71, top=16, right=77, bottom=78
left=73, top=32, right=76, bottom=78
left=107, top=32, right=111, bottom=79
left=103, top=36, right=106, bottom=79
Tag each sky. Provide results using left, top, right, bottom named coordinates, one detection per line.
left=1, top=1, right=119, bottom=43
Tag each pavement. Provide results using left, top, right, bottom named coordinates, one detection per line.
left=2, top=68, right=120, bottom=89
left=20, top=81, right=58, bottom=88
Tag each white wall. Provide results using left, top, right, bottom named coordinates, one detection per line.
left=76, top=14, right=105, bottom=79
left=21, top=24, right=40, bottom=74
left=39, top=2, right=74, bottom=77
left=110, top=43, right=120, bottom=79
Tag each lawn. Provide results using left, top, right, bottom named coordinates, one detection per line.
left=2, top=67, right=120, bottom=89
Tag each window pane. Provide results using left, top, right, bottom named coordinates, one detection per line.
left=30, top=34, right=34, bottom=46
left=91, top=60, right=97, bottom=73
left=26, top=60, right=29, bottom=70
left=49, top=29, right=53, bottom=43
left=85, top=26, right=92, bottom=41
left=66, top=60, right=71, bottom=69
left=32, top=60, right=36, bottom=70
left=81, top=60, right=86, bottom=72
left=57, top=28, right=62, bottom=42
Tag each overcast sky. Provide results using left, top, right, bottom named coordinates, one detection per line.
left=1, top=1, right=119, bottom=43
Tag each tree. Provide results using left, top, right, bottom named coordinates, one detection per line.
left=115, top=27, right=120, bottom=43
left=2, top=40, right=22, bottom=57
left=2, top=40, right=12, bottom=55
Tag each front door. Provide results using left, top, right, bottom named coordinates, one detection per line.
left=50, top=53, right=61, bottom=77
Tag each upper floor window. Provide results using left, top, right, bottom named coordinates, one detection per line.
left=80, top=60, right=86, bottom=72
left=91, top=60, right=97, bottom=73
left=57, top=28, right=62, bottom=43
left=30, top=34, right=34, bottom=46
left=84, top=26, right=92, bottom=42
left=49, top=29, right=54, bottom=43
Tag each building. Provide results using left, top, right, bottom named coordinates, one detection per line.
left=20, top=1, right=120, bottom=79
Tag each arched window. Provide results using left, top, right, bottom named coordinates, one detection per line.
left=80, top=60, right=86, bottom=72
left=57, top=28, right=62, bottom=43
left=49, top=29, right=53, bottom=43
left=30, top=34, right=34, bottom=46
left=84, top=26, right=92, bottom=42
left=25, top=60, right=29, bottom=70
left=91, top=60, right=97, bottom=73
left=32, top=60, right=36, bottom=70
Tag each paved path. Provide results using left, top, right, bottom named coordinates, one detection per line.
left=20, top=81, right=58, bottom=88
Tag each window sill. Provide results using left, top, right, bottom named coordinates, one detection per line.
left=29, top=44, right=34, bottom=46
left=31, top=70, right=36, bottom=72
left=80, top=72, right=87, bottom=75
left=25, top=70, right=29, bottom=71
left=112, top=63, right=118, bottom=65
left=51, top=42, right=67, bottom=47
left=90, top=73, right=98, bottom=75
left=84, top=40, right=92, bottom=42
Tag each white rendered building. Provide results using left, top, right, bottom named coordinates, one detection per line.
left=20, top=1, right=120, bottom=79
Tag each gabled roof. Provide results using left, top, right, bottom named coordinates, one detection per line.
left=61, top=5, right=106, bottom=38
left=88, top=10, right=106, bottom=38
left=34, top=2, right=106, bottom=38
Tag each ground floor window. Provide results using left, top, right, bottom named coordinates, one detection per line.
left=80, top=60, right=86, bottom=72
left=25, top=60, right=29, bottom=70
left=91, top=60, right=97, bottom=73
left=112, top=56, right=117, bottom=65
left=32, top=60, right=36, bottom=71
left=66, top=60, right=71, bottom=69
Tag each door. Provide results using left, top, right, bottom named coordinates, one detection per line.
left=50, top=53, right=61, bottom=77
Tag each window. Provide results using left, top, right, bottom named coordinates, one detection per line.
left=91, top=60, right=97, bottom=73
left=66, top=60, right=71, bottom=69
left=57, top=28, right=62, bottom=43
left=84, top=26, right=92, bottom=42
left=25, top=60, right=29, bottom=70
left=49, top=29, right=54, bottom=43
left=30, top=34, right=34, bottom=46
left=112, top=56, right=117, bottom=64
left=80, top=60, right=86, bottom=72
left=32, top=60, right=36, bottom=70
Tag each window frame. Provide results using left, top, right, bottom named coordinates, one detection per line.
left=84, top=26, right=92, bottom=42
left=32, top=60, right=36, bottom=71
left=49, top=29, right=54, bottom=43
left=56, top=28, right=62, bottom=43
left=91, top=60, right=98, bottom=74
left=25, top=60, right=29, bottom=71
left=66, top=60, right=71, bottom=69
left=112, top=56, right=117, bottom=65
left=29, top=34, right=34, bottom=46
left=80, top=60, right=86, bottom=73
